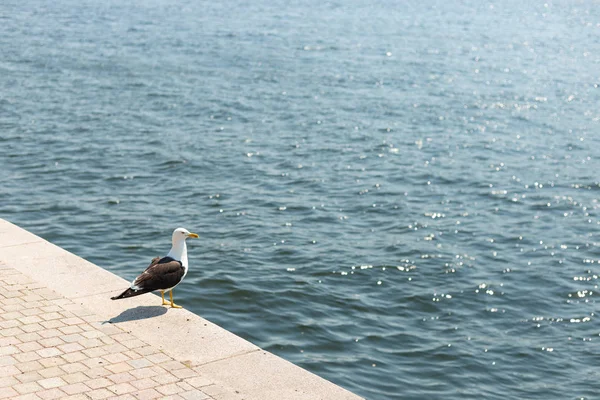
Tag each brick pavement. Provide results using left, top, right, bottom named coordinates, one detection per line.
left=0, top=264, right=213, bottom=400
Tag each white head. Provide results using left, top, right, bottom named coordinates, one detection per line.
left=168, top=228, right=198, bottom=267
left=172, top=227, right=199, bottom=244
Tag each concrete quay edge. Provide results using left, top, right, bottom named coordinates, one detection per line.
left=0, top=218, right=363, bottom=400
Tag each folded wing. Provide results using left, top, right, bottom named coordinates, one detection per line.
left=111, top=257, right=185, bottom=300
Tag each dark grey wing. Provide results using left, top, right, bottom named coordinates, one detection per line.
left=141, top=256, right=161, bottom=273
left=112, top=257, right=184, bottom=300
left=131, top=257, right=184, bottom=292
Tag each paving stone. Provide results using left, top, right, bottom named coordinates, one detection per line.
left=80, top=338, right=103, bottom=348
left=38, top=337, right=64, bottom=348
left=13, top=381, right=43, bottom=394
left=155, top=382, right=183, bottom=395
left=59, top=362, right=87, bottom=374
left=23, top=294, right=44, bottom=302
left=112, top=333, right=136, bottom=343
left=61, top=382, right=90, bottom=395
left=18, top=316, right=43, bottom=325
left=107, top=371, right=135, bottom=385
left=107, top=382, right=136, bottom=395
left=81, top=356, right=106, bottom=369
left=98, top=336, right=117, bottom=345
left=82, top=346, right=108, bottom=358
left=0, top=321, right=21, bottom=331
left=105, top=361, right=133, bottom=374
left=120, top=338, right=146, bottom=349
left=0, top=345, right=19, bottom=356
left=61, top=395, right=90, bottom=400
left=61, top=333, right=85, bottom=342
left=0, top=375, right=19, bottom=388
left=14, top=351, right=42, bottom=363
left=86, top=377, right=112, bottom=389
left=0, top=387, right=19, bottom=399
left=0, top=304, right=22, bottom=313
left=38, top=356, right=66, bottom=368
left=2, top=328, right=25, bottom=339
left=38, top=366, right=65, bottom=379
left=15, top=371, right=43, bottom=384
left=20, top=323, right=45, bottom=333
left=110, top=395, right=137, bottom=400
left=40, top=306, right=62, bottom=313
left=96, top=324, right=122, bottom=335
left=40, top=312, right=63, bottom=321
left=16, top=341, right=43, bottom=353
left=184, top=376, right=213, bottom=389
left=0, top=334, right=22, bottom=347
left=86, top=388, right=113, bottom=400
left=145, top=353, right=171, bottom=364
left=21, top=308, right=44, bottom=316
left=2, top=298, right=23, bottom=306
left=102, top=351, right=130, bottom=364
left=134, top=346, right=157, bottom=356
left=130, top=378, right=158, bottom=390
left=36, top=388, right=66, bottom=400
left=102, top=342, right=128, bottom=354
left=83, top=366, right=111, bottom=379
left=12, top=393, right=44, bottom=400
left=37, top=377, right=67, bottom=389
left=127, top=357, right=153, bottom=369
left=3, top=312, right=25, bottom=321
left=172, top=368, right=197, bottom=379
left=129, top=366, right=159, bottom=379
left=15, top=332, right=42, bottom=343
left=62, top=372, right=88, bottom=384
left=176, top=381, right=194, bottom=391
left=151, top=372, right=180, bottom=386
left=58, top=342, right=85, bottom=354
left=0, top=355, right=17, bottom=366
left=59, top=311, right=75, bottom=319
left=60, top=351, right=88, bottom=363
left=15, top=360, right=44, bottom=373
left=122, top=350, right=140, bottom=360
left=40, top=320, right=64, bottom=330
left=61, top=317, right=85, bottom=326
left=133, top=388, right=162, bottom=400
left=81, top=330, right=104, bottom=339
left=36, top=348, right=62, bottom=358
left=179, top=390, right=211, bottom=400
left=37, top=329, right=62, bottom=339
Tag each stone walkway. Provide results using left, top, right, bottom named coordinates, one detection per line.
left=0, top=263, right=213, bottom=400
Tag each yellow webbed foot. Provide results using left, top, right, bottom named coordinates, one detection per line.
left=161, top=291, right=169, bottom=306
left=169, top=290, right=183, bottom=309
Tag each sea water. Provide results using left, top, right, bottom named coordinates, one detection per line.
left=1, top=1, right=599, bottom=398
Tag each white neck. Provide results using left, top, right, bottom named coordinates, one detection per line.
left=167, top=239, right=188, bottom=269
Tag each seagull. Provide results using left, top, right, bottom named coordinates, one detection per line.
left=111, top=227, right=199, bottom=308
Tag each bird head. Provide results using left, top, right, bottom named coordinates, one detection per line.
left=172, top=227, right=199, bottom=243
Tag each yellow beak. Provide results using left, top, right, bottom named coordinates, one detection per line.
left=187, top=232, right=199, bottom=239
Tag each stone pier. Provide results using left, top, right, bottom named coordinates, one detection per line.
left=0, top=218, right=362, bottom=400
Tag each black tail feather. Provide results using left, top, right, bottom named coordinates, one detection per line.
left=111, top=287, right=152, bottom=300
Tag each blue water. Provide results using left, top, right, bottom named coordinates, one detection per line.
left=2, top=1, right=600, bottom=398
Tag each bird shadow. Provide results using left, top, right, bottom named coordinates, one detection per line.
left=103, top=306, right=168, bottom=324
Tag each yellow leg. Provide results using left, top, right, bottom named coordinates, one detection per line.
left=169, top=290, right=182, bottom=309
left=161, top=291, right=169, bottom=306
